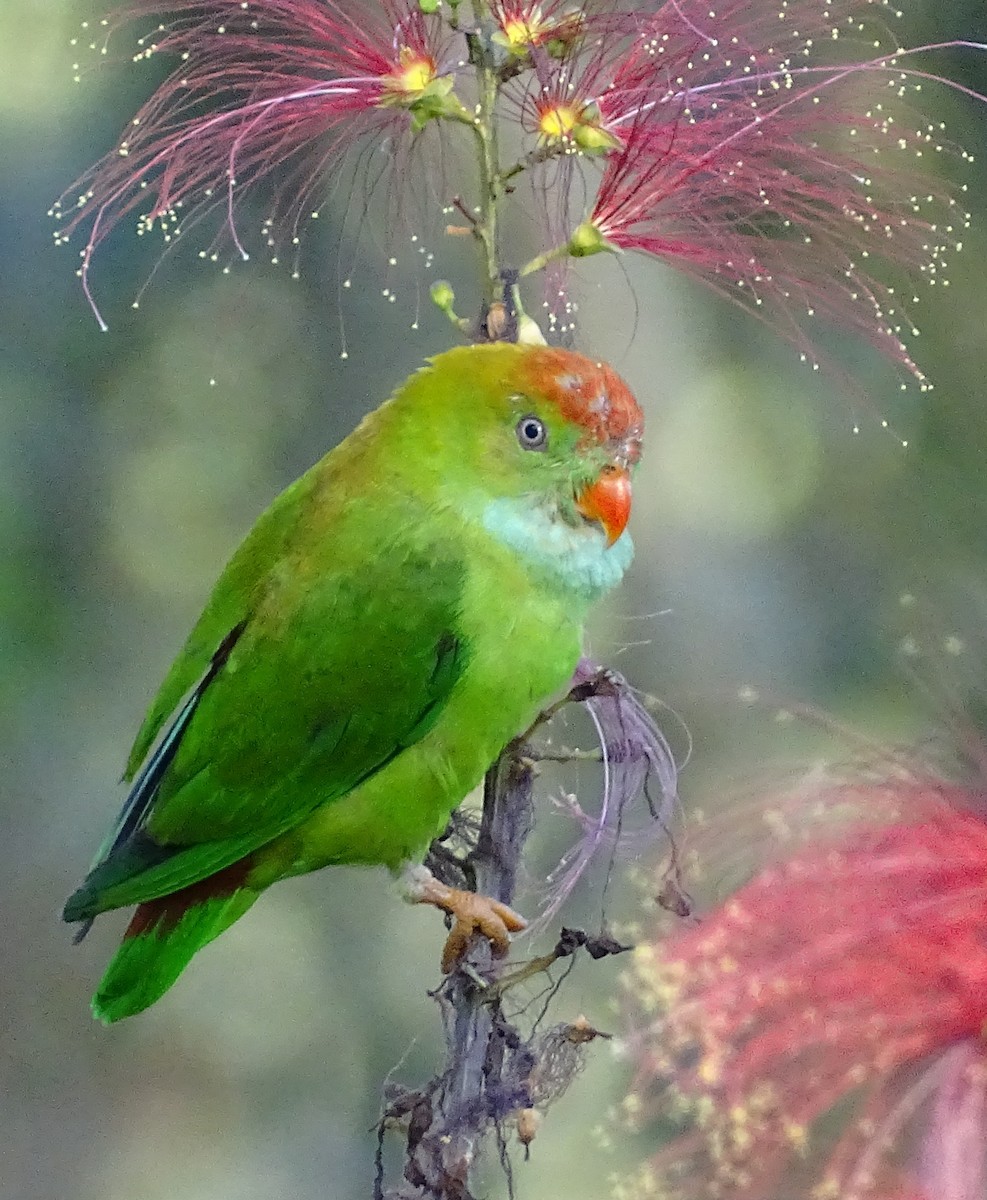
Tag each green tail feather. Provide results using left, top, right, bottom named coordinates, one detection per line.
left=93, top=888, right=257, bottom=1023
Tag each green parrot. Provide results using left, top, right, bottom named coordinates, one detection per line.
left=64, top=341, right=644, bottom=1022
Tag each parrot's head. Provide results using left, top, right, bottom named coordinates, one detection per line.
left=417, top=343, right=645, bottom=598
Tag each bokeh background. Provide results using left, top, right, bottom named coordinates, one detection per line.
left=4, top=2, right=987, bottom=1198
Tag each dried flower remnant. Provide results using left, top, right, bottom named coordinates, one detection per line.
left=51, top=0, right=461, bottom=329
left=528, top=659, right=684, bottom=936
left=619, top=779, right=987, bottom=1200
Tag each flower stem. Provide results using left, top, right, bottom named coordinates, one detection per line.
left=518, top=242, right=570, bottom=278
left=467, top=5, right=503, bottom=303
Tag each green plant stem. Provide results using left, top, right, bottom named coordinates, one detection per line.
left=518, top=242, right=571, bottom=278
left=469, top=3, right=503, bottom=302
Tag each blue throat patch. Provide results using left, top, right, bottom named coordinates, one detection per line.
left=482, top=496, right=634, bottom=599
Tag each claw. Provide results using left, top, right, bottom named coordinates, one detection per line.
left=402, top=866, right=527, bottom=972
left=434, top=888, right=527, bottom=973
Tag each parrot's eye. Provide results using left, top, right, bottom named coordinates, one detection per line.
left=516, top=415, right=547, bottom=451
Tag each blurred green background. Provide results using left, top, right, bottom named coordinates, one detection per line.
left=4, top=2, right=987, bottom=1198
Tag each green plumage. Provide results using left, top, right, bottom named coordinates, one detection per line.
left=93, top=886, right=256, bottom=1025
left=66, top=342, right=642, bottom=1021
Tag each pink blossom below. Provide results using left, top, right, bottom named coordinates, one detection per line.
left=620, top=780, right=987, bottom=1199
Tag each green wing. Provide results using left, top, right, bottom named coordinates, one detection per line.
left=123, top=469, right=320, bottom=779
left=66, top=480, right=469, bottom=921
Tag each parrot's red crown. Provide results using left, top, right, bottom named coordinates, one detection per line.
left=517, top=347, right=644, bottom=465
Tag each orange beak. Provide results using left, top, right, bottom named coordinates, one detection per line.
left=575, top=465, right=632, bottom=546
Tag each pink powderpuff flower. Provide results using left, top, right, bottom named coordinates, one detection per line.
left=504, top=1, right=634, bottom=148
left=619, top=772, right=987, bottom=1200
left=487, top=0, right=590, bottom=58
left=50, top=0, right=462, bottom=329
left=539, top=0, right=985, bottom=387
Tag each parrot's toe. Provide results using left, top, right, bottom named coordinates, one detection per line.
left=437, top=889, right=527, bottom=973
left=403, top=866, right=527, bottom=971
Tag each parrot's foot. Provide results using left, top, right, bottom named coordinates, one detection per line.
left=401, top=865, right=527, bottom=973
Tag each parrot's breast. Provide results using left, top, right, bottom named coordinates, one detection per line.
left=481, top=496, right=634, bottom=600
left=257, top=540, right=586, bottom=879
